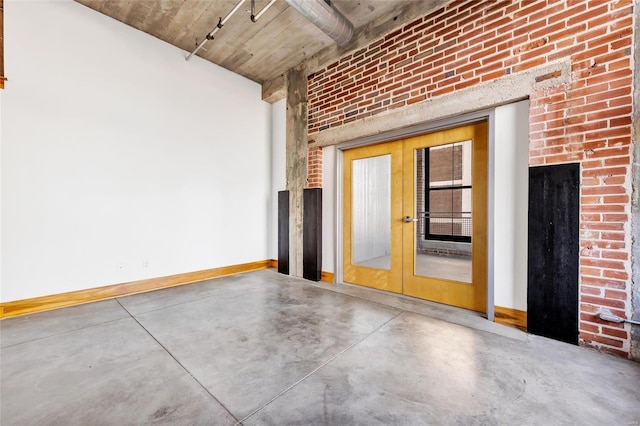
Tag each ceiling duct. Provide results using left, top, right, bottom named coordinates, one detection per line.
left=285, top=0, right=354, bottom=46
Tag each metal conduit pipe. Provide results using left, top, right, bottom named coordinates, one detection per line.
left=251, top=0, right=277, bottom=22
left=598, top=308, right=640, bottom=326
left=285, top=0, right=354, bottom=46
left=186, top=0, right=247, bottom=61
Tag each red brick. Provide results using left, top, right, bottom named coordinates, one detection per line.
left=609, top=96, right=632, bottom=108
left=601, top=229, right=628, bottom=239
left=568, top=4, right=609, bottom=27
left=587, top=70, right=632, bottom=88
left=548, top=43, right=586, bottom=61
left=586, top=106, right=632, bottom=122
left=580, top=258, right=626, bottom=271
left=586, top=146, right=630, bottom=159
left=602, top=213, right=627, bottom=221
left=581, top=332, right=624, bottom=348
left=604, top=289, right=628, bottom=300
left=582, top=166, right=627, bottom=177
left=407, top=95, right=426, bottom=105
left=587, top=27, right=633, bottom=50
left=580, top=266, right=601, bottom=276
left=580, top=321, right=600, bottom=334
left=612, top=0, right=633, bottom=10
left=581, top=276, right=626, bottom=289
left=581, top=283, right=603, bottom=293
left=602, top=327, right=628, bottom=340
left=582, top=186, right=626, bottom=196
left=603, top=269, right=629, bottom=280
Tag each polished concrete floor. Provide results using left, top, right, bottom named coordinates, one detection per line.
left=356, top=253, right=472, bottom=282
left=1, top=269, right=639, bottom=425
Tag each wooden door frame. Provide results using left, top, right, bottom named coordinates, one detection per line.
left=401, top=123, right=488, bottom=312
left=334, top=109, right=497, bottom=320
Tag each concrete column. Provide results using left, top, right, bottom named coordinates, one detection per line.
left=630, top=0, right=640, bottom=361
left=285, top=65, right=308, bottom=277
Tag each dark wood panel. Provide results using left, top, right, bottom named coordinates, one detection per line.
left=303, top=188, right=322, bottom=281
left=528, top=163, right=580, bottom=345
left=278, top=191, right=289, bottom=275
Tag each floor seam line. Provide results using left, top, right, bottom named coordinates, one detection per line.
left=116, top=279, right=273, bottom=317
left=115, top=291, right=224, bottom=316
left=236, top=311, right=404, bottom=425
left=114, top=299, right=241, bottom=424
left=0, top=316, right=130, bottom=350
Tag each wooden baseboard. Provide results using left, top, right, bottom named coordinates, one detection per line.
left=0, top=260, right=271, bottom=319
left=494, top=306, right=527, bottom=331
left=320, top=271, right=335, bottom=284
left=269, top=259, right=334, bottom=284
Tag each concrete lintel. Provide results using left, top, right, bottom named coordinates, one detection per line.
left=285, top=65, right=308, bottom=278
left=262, top=74, right=286, bottom=104
left=630, top=0, right=639, bottom=361
left=308, top=59, right=572, bottom=148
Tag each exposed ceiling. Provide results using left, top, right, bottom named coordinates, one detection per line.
left=74, top=0, right=447, bottom=85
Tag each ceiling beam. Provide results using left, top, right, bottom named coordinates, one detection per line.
left=262, top=74, right=286, bottom=104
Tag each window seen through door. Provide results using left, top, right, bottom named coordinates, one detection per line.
left=418, top=141, right=472, bottom=243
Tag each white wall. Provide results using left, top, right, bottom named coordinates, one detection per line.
left=268, top=99, right=287, bottom=260
left=0, top=91, right=3, bottom=302
left=1, top=1, right=271, bottom=302
left=493, top=100, right=530, bottom=311
left=322, top=146, right=336, bottom=274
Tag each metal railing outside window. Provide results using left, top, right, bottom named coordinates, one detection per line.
left=418, top=211, right=472, bottom=243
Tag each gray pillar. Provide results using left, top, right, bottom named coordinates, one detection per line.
left=285, top=65, right=308, bottom=277
left=630, top=0, right=640, bottom=361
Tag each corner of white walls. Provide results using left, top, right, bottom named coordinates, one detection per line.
left=269, top=99, right=287, bottom=260
left=0, top=90, right=3, bottom=302
left=322, top=145, right=336, bottom=273
left=494, top=99, right=530, bottom=311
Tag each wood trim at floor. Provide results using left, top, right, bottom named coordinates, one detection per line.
left=320, top=271, right=335, bottom=284
left=269, top=259, right=334, bottom=284
left=494, top=306, right=527, bottom=331
left=0, top=260, right=271, bottom=319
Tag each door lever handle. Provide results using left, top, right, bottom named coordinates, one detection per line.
left=403, top=216, right=419, bottom=223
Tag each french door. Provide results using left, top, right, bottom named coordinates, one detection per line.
left=343, top=122, right=487, bottom=312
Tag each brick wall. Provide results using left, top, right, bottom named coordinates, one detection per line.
left=306, top=0, right=635, bottom=357
left=307, top=146, right=323, bottom=188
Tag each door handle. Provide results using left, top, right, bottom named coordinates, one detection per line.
left=403, top=216, right=418, bottom=223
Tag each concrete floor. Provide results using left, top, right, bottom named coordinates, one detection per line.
left=1, top=269, right=639, bottom=425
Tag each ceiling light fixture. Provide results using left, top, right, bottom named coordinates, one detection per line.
left=251, top=0, right=277, bottom=22
left=186, top=0, right=247, bottom=61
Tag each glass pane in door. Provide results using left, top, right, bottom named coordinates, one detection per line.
left=415, top=141, right=472, bottom=282
left=352, top=154, right=391, bottom=270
